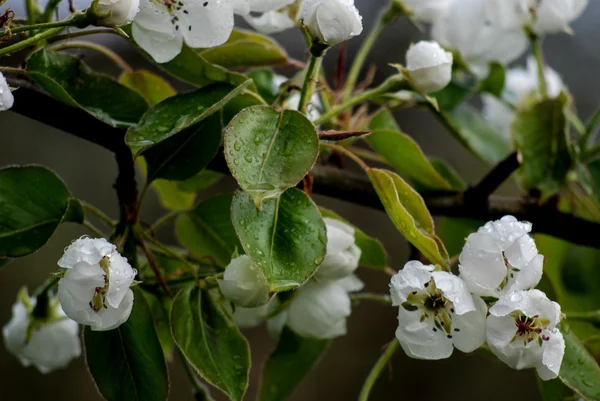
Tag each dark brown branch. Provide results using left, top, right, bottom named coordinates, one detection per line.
left=465, top=151, right=520, bottom=201
left=8, top=86, right=600, bottom=248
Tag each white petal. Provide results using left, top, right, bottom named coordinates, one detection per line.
left=244, top=11, right=295, bottom=34
left=323, top=218, right=355, bottom=254
left=315, top=218, right=361, bottom=280
left=248, top=0, right=294, bottom=12
left=395, top=307, right=453, bottom=360
left=233, top=297, right=279, bottom=328
left=534, top=0, right=588, bottom=34
left=489, top=338, right=543, bottom=371
left=537, top=329, right=565, bottom=380
left=57, top=237, right=115, bottom=269
left=176, top=0, right=235, bottom=49
left=97, top=0, right=140, bottom=26
left=2, top=302, right=30, bottom=358
left=0, top=73, right=14, bottom=111
left=91, top=289, right=134, bottom=331
left=266, top=310, right=287, bottom=339
left=504, top=254, right=544, bottom=294
left=406, top=40, right=453, bottom=94
left=23, top=318, right=81, bottom=373
left=432, top=271, right=475, bottom=315
left=60, top=263, right=106, bottom=303
left=503, top=234, right=538, bottom=269
left=459, top=231, right=506, bottom=296
left=401, top=0, right=450, bottom=22
left=132, top=0, right=182, bottom=63
left=482, top=93, right=515, bottom=139
left=486, top=314, right=518, bottom=349
left=218, top=255, right=270, bottom=308
left=315, top=0, right=362, bottom=44
left=490, top=290, right=561, bottom=328
left=57, top=283, right=100, bottom=326
left=106, top=251, right=136, bottom=308
left=451, top=296, right=487, bottom=353
left=389, top=261, right=434, bottom=306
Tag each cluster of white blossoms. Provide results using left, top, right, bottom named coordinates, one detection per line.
left=220, top=218, right=363, bottom=340
left=390, top=216, right=565, bottom=380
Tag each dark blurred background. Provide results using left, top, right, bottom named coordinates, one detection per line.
left=1, top=0, right=599, bottom=399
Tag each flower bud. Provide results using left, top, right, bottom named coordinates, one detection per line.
left=95, top=0, right=140, bottom=26
left=314, top=218, right=361, bottom=280
left=0, top=73, right=14, bottom=111
left=2, top=288, right=81, bottom=373
left=218, top=255, right=270, bottom=308
left=57, top=237, right=136, bottom=331
left=405, top=40, right=453, bottom=94
left=298, top=0, right=363, bottom=46
left=531, top=0, right=588, bottom=34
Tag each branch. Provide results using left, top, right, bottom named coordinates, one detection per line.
left=8, top=86, right=600, bottom=248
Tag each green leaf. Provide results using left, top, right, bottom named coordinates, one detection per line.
left=84, top=287, right=169, bottom=401
left=368, top=108, right=400, bottom=131
left=231, top=188, right=327, bottom=292
left=0, top=166, right=75, bottom=257
left=138, top=158, right=195, bottom=211
left=577, top=158, right=600, bottom=206
left=224, top=106, right=319, bottom=208
left=141, top=290, right=175, bottom=360
left=366, top=129, right=453, bottom=190
left=429, top=158, right=465, bottom=190
left=538, top=378, right=574, bottom=401
left=126, top=82, right=250, bottom=157
left=368, top=168, right=448, bottom=267
left=63, top=198, right=85, bottom=224
left=177, top=170, right=224, bottom=193
left=446, top=104, right=512, bottom=164
left=432, top=81, right=471, bottom=111
left=558, top=323, right=600, bottom=400
left=479, top=62, right=505, bottom=97
left=198, top=29, right=289, bottom=69
left=119, top=70, right=176, bottom=106
left=258, top=327, right=330, bottom=401
left=320, top=208, right=388, bottom=270
left=171, top=286, right=250, bottom=401
left=247, top=69, right=280, bottom=105
left=176, top=193, right=242, bottom=267
left=27, top=50, right=148, bottom=128
left=437, top=217, right=481, bottom=257
left=513, top=93, right=571, bottom=197
left=0, top=258, right=12, bottom=271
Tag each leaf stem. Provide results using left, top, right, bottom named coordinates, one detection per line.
left=82, top=201, right=116, bottom=227
left=565, top=310, right=600, bottom=323
left=298, top=55, right=322, bottom=115
left=0, top=26, right=65, bottom=57
left=50, top=40, right=132, bottom=72
left=358, top=339, right=400, bottom=401
left=134, top=228, right=173, bottom=297
left=41, top=0, right=64, bottom=22
left=351, top=293, right=392, bottom=305
left=25, top=0, right=39, bottom=25
left=151, top=210, right=180, bottom=233
left=83, top=220, right=106, bottom=238
left=50, top=28, right=126, bottom=42
left=0, top=66, right=27, bottom=74
left=320, top=142, right=369, bottom=171
left=0, top=17, right=78, bottom=38
left=530, top=31, right=548, bottom=99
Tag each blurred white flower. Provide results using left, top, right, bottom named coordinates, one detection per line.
left=487, top=289, right=564, bottom=380
left=390, top=261, right=487, bottom=360
left=96, top=0, right=140, bottom=26
left=273, top=74, right=322, bottom=122
left=314, top=218, right=361, bottom=280
left=401, top=0, right=450, bottom=23
left=432, top=0, right=528, bottom=74
left=218, top=255, right=270, bottom=308
left=244, top=10, right=295, bottom=34
left=57, top=237, right=136, bottom=331
left=405, top=40, right=453, bottom=94
left=459, top=216, right=543, bottom=298
left=0, top=73, right=14, bottom=111
left=298, top=0, right=363, bottom=46
left=482, top=57, right=565, bottom=138
left=3, top=289, right=81, bottom=374
left=233, top=296, right=280, bottom=328
left=530, top=0, right=588, bottom=34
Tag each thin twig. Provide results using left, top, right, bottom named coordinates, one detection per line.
left=135, top=229, right=173, bottom=297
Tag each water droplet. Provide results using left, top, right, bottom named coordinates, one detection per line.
left=234, top=142, right=241, bottom=151
left=233, top=158, right=240, bottom=166
left=314, top=256, right=324, bottom=265
left=245, top=155, right=253, bottom=163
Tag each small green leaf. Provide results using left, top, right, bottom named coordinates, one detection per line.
left=247, top=69, right=280, bottom=105
left=198, top=29, right=289, bottom=69
left=177, top=170, right=224, bottom=193
left=171, top=286, right=251, bottom=401
left=429, top=158, right=465, bottom=190
left=558, top=323, right=600, bottom=400
left=27, top=50, right=148, bottom=128
left=432, top=81, right=472, bottom=111
left=231, top=188, right=327, bottom=292
left=224, top=106, right=319, bottom=208
left=446, top=104, right=512, bottom=164
left=63, top=198, right=85, bottom=224
left=0, top=166, right=75, bottom=257
left=84, top=287, right=169, bottom=401
left=368, top=168, right=448, bottom=267
left=366, top=129, right=453, bottom=190
left=577, top=158, right=600, bottom=206
left=538, top=377, right=574, bottom=401
left=141, top=290, right=175, bottom=359
left=479, top=62, right=505, bottom=97
left=513, top=93, right=571, bottom=197
left=368, top=107, right=400, bottom=131
left=176, top=193, right=242, bottom=267
left=258, top=327, right=330, bottom=401
left=320, top=208, right=388, bottom=270
left=126, top=82, right=250, bottom=157
left=119, top=70, right=176, bottom=106
left=138, top=158, right=195, bottom=211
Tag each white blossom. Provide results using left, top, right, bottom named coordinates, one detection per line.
left=57, top=237, right=136, bottom=331
left=3, top=289, right=81, bottom=374
left=482, top=57, right=565, bottom=139
left=432, top=0, right=528, bottom=74
left=218, top=255, right=270, bottom=308
left=390, top=261, right=487, bottom=360
left=459, top=215, right=544, bottom=298
left=273, top=74, right=322, bottom=122
left=405, top=40, right=453, bottom=94
left=244, top=11, right=295, bottom=34
left=96, top=0, right=140, bottom=26
left=0, top=73, right=14, bottom=111
left=530, top=0, right=588, bottom=34
left=314, top=218, right=361, bottom=280
left=298, top=0, right=363, bottom=46
left=233, top=296, right=280, bottom=328
left=487, top=289, right=564, bottom=380
left=401, top=0, right=450, bottom=23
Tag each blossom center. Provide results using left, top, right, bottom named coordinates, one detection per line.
left=402, top=280, right=457, bottom=337
left=499, top=251, right=521, bottom=290
left=90, top=257, right=110, bottom=313
left=511, top=312, right=550, bottom=346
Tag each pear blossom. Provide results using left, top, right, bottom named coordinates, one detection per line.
left=487, top=289, right=564, bottom=380
left=482, top=57, right=565, bottom=138
left=405, top=40, right=453, bottom=94
left=244, top=11, right=295, bottom=34
left=530, top=0, right=588, bottom=34
left=3, top=289, right=80, bottom=373
left=459, top=216, right=544, bottom=298
left=57, top=237, right=136, bottom=331
left=0, top=72, right=14, bottom=111
left=432, top=0, right=528, bottom=74
left=390, top=261, right=487, bottom=360
left=298, top=0, right=363, bottom=46
left=401, top=0, right=450, bottom=23
left=233, top=296, right=280, bottom=328
left=314, top=218, right=361, bottom=280
left=96, top=0, right=140, bottom=26
left=218, top=254, right=270, bottom=308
